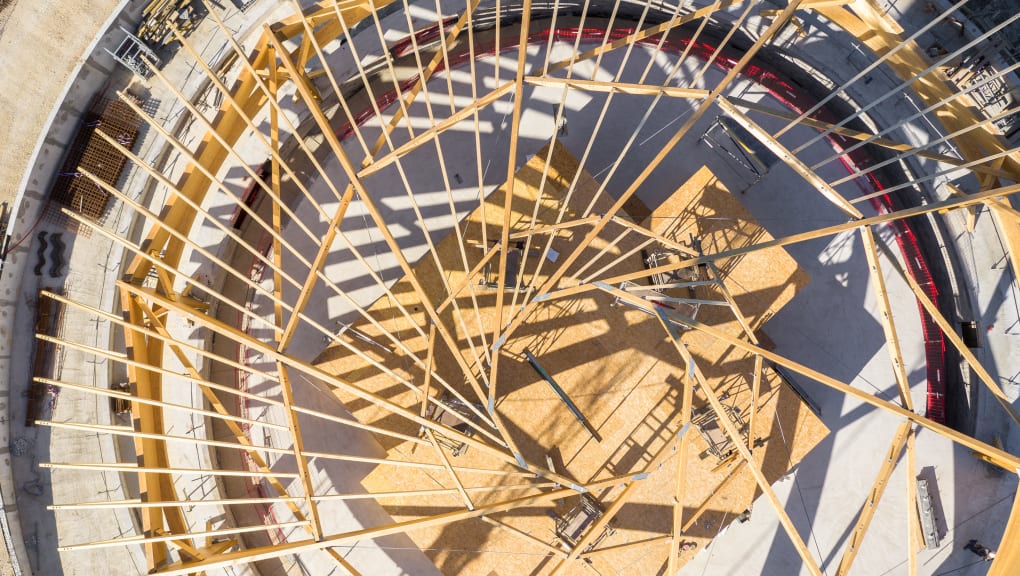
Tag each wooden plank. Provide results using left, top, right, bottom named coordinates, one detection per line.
left=544, top=0, right=743, bottom=75
left=651, top=306, right=823, bottom=576
left=152, top=473, right=642, bottom=575
left=860, top=228, right=913, bottom=410
left=667, top=362, right=696, bottom=575
left=874, top=240, right=1020, bottom=426
left=834, top=420, right=912, bottom=575
left=327, top=150, right=824, bottom=575
left=537, top=180, right=1020, bottom=304
left=727, top=97, right=1016, bottom=181
left=498, top=0, right=808, bottom=346
left=479, top=516, right=568, bottom=557
left=630, top=292, right=1020, bottom=471
left=524, top=76, right=710, bottom=99
left=717, top=97, right=862, bottom=218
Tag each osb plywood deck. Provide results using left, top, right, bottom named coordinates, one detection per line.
left=314, top=146, right=827, bottom=575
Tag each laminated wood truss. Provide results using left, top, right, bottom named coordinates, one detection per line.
left=34, top=0, right=1020, bottom=574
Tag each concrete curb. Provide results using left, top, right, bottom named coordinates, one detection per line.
left=0, top=2, right=133, bottom=573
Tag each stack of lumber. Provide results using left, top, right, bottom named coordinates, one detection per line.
left=137, top=0, right=197, bottom=47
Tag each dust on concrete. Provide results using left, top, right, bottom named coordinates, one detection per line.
left=0, top=0, right=121, bottom=206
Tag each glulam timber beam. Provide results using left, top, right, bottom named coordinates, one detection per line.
left=543, top=0, right=743, bottom=75
left=523, top=76, right=710, bottom=99
left=624, top=291, right=1020, bottom=470
left=496, top=0, right=808, bottom=347
left=860, top=228, right=913, bottom=409
left=152, top=473, right=644, bottom=575
left=873, top=240, right=1020, bottom=426
left=667, top=359, right=696, bottom=575
left=725, top=97, right=1016, bottom=181
left=834, top=421, right=912, bottom=575
left=649, top=305, right=823, bottom=576
left=716, top=97, right=862, bottom=219
left=534, top=180, right=1020, bottom=305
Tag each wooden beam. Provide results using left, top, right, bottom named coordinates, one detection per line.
left=706, top=261, right=759, bottom=342
left=540, top=403, right=695, bottom=574
left=507, top=216, right=601, bottom=240
left=581, top=535, right=671, bottom=558
left=268, top=45, right=286, bottom=337
left=683, top=460, right=749, bottom=534
left=435, top=243, right=500, bottom=315
left=906, top=427, right=918, bottom=576
left=275, top=0, right=483, bottom=353
left=48, top=496, right=302, bottom=511
left=943, top=184, right=978, bottom=234
left=153, top=473, right=643, bottom=575
left=479, top=516, right=568, bottom=558
left=874, top=240, right=1020, bottom=426
left=122, top=35, right=271, bottom=283
left=426, top=429, right=475, bottom=509
left=121, top=289, right=173, bottom=568
left=60, top=521, right=308, bottom=552
left=277, top=367, right=323, bottom=540
left=726, top=97, right=1017, bottom=181
left=544, top=0, right=743, bottom=75
left=484, top=0, right=533, bottom=422
left=749, top=354, right=764, bottom=453
left=717, top=97, right=862, bottom=219
left=358, top=81, right=516, bottom=178
left=419, top=323, right=438, bottom=417
left=148, top=34, right=323, bottom=242
left=34, top=376, right=283, bottom=431
left=537, top=180, right=1020, bottom=305
left=119, top=279, right=574, bottom=484
left=40, top=462, right=299, bottom=479
left=39, top=291, right=272, bottom=384
left=367, top=0, right=482, bottom=155
left=314, top=482, right=555, bottom=501
left=835, top=420, right=912, bottom=575
left=651, top=306, right=823, bottom=576
left=523, top=76, right=710, bottom=99
left=38, top=418, right=520, bottom=478
left=497, top=0, right=808, bottom=348
left=814, top=1, right=1020, bottom=180
left=667, top=358, right=696, bottom=575
left=860, top=228, right=913, bottom=410
left=598, top=285, right=1020, bottom=470
left=268, top=22, right=528, bottom=458
left=131, top=298, right=346, bottom=551
left=89, top=118, right=308, bottom=282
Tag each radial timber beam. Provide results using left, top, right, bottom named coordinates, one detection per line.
left=834, top=421, right=912, bottom=576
